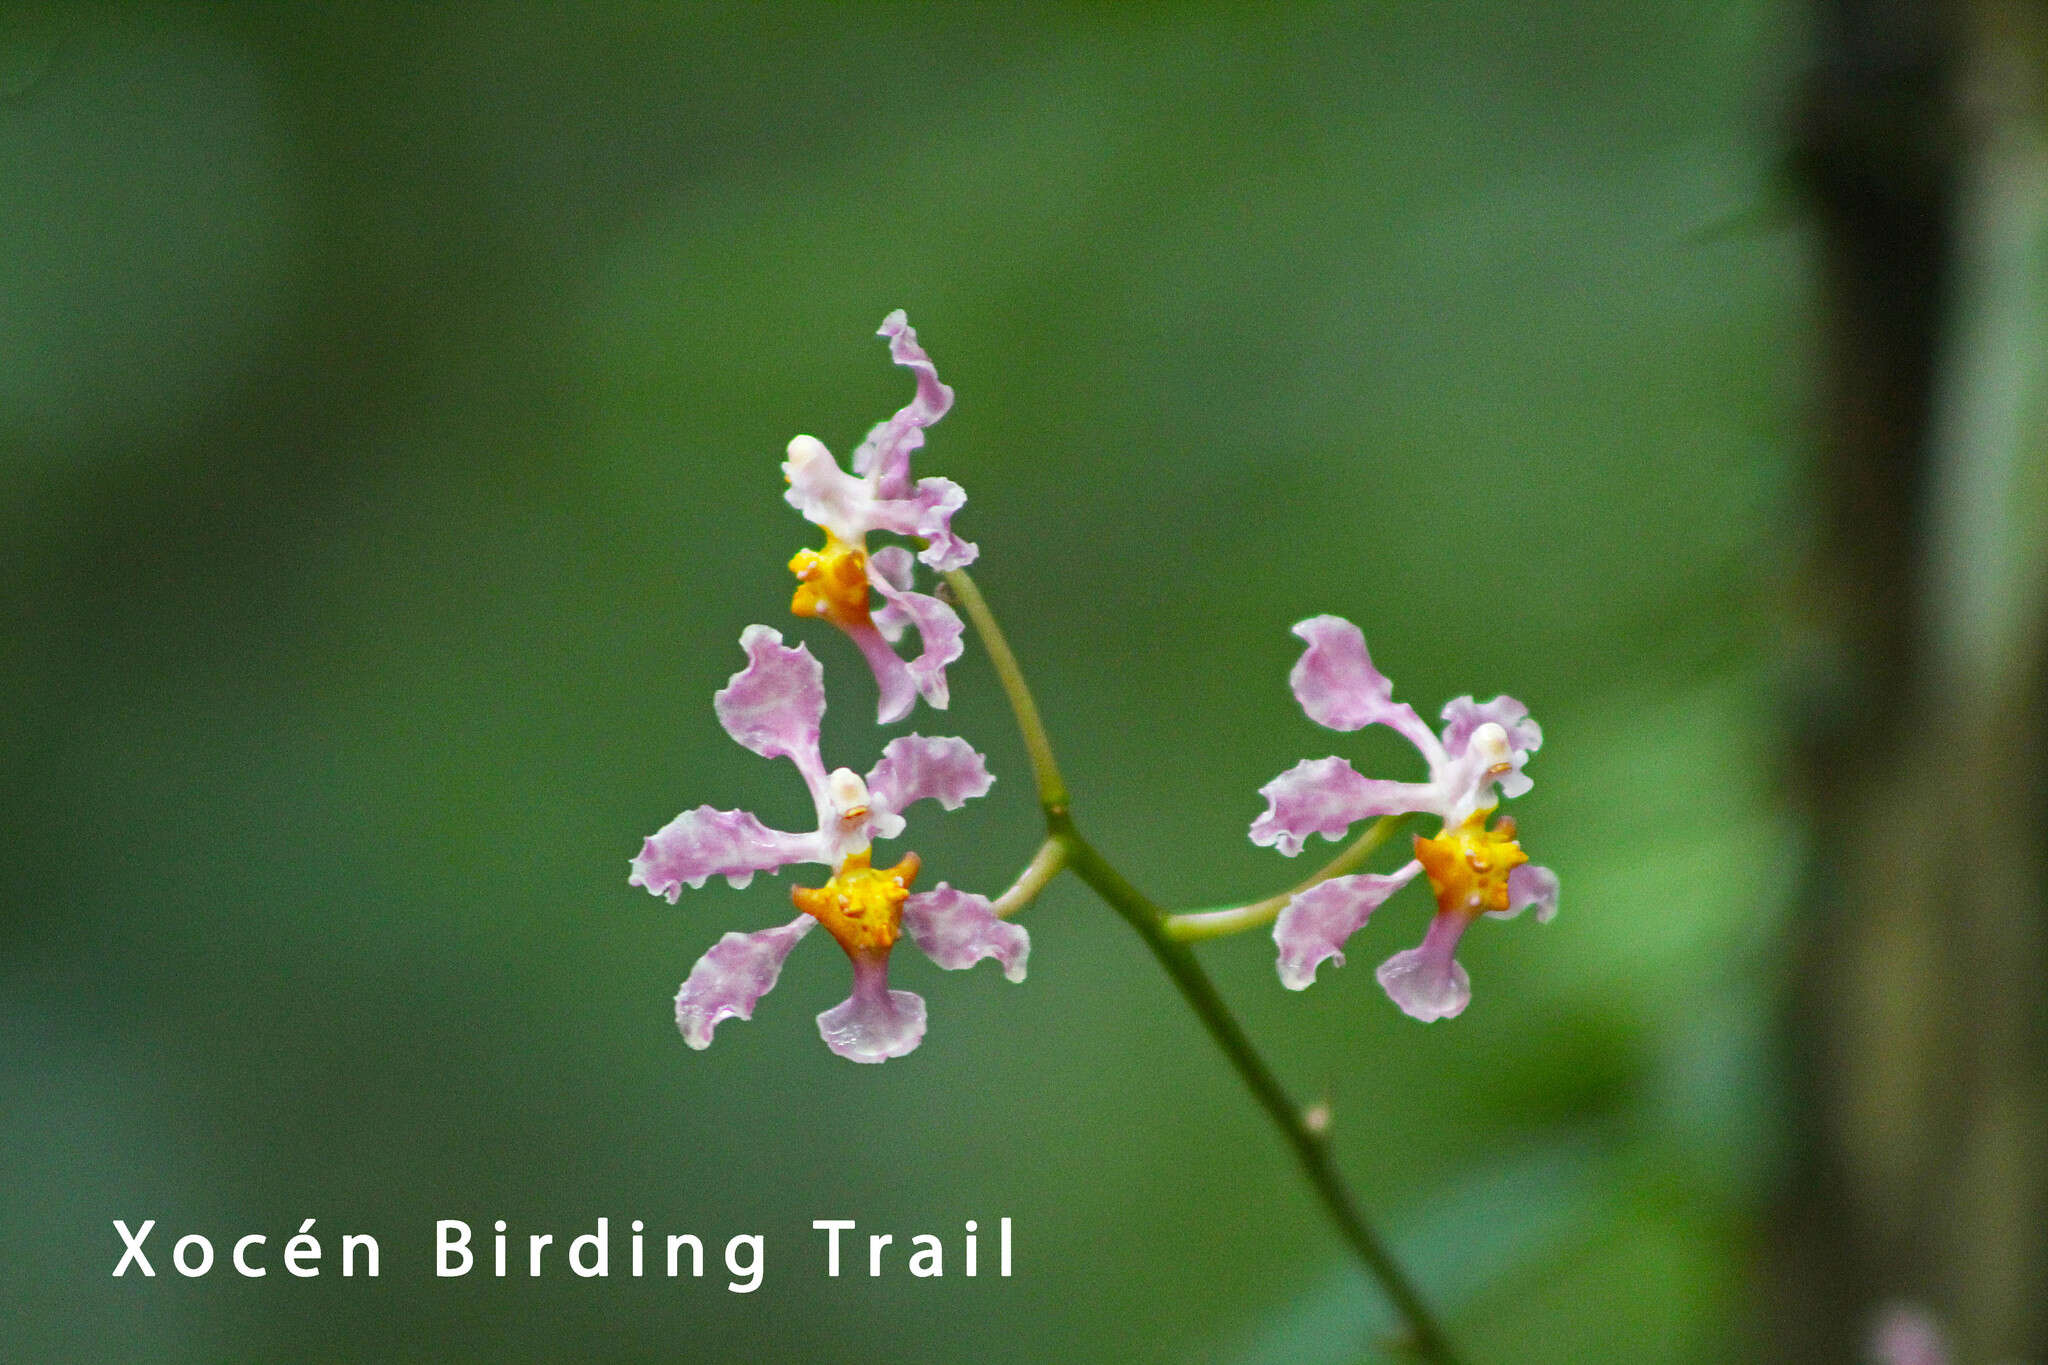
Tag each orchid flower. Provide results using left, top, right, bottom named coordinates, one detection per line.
left=782, top=311, right=977, bottom=724
left=1250, top=615, right=1557, bottom=1022
left=629, top=625, right=1026, bottom=1062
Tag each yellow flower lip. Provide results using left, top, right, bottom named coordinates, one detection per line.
left=792, top=849, right=921, bottom=956
left=1413, top=810, right=1528, bottom=917
left=789, top=530, right=873, bottom=629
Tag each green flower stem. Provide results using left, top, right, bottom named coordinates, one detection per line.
left=946, top=567, right=1466, bottom=1365
left=943, top=569, right=1069, bottom=815
left=991, top=836, right=1067, bottom=919
left=1164, top=813, right=1415, bottom=942
left=1058, top=821, right=1464, bottom=1365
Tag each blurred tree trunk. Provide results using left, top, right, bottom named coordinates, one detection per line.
left=1774, top=0, right=2048, bottom=1358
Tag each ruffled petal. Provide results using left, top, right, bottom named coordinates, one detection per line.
left=1288, top=616, right=1440, bottom=756
left=868, top=570, right=965, bottom=712
left=867, top=545, right=918, bottom=644
left=868, top=478, right=976, bottom=571
left=1440, top=694, right=1542, bottom=759
left=1250, top=756, right=1435, bottom=856
left=1440, top=694, right=1542, bottom=800
left=850, top=310, right=954, bottom=501
left=782, top=435, right=877, bottom=545
left=841, top=616, right=919, bottom=725
left=1288, top=615, right=1389, bottom=731
left=903, top=884, right=1029, bottom=981
left=909, top=477, right=975, bottom=569
left=1375, top=911, right=1474, bottom=1022
left=714, top=626, right=827, bottom=783
left=1493, top=862, right=1559, bottom=923
left=673, top=914, right=816, bottom=1049
left=1273, top=864, right=1422, bottom=990
left=816, top=950, right=927, bottom=1063
left=865, top=734, right=993, bottom=823
left=630, top=806, right=825, bottom=899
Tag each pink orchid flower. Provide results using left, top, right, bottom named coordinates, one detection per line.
left=781, top=311, right=976, bottom=723
left=1252, top=616, right=1556, bottom=1022
left=631, top=626, right=1024, bottom=1061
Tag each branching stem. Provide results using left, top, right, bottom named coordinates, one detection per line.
left=991, top=836, right=1067, bottom=919
left=943, top=568, right=1067, bottom=816
left=1165, top=813, right=1415, bottom=942
left=947, top=568, right=1466, bottom=1365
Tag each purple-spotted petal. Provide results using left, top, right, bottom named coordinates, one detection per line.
left=850, top=310, right=954, bottom=501
left=1250, top=756, right=1434, bottom=856
left=1376, top=912, right=1474, bottom=1022
left=869, top=571, right=965, bottom=712
left=1273, top=864, right=1422, bottom=990
left=674, top=914, right=816, bottom=1049
left=1493, top=863, right=1559, bottom=923
left=842, top=617, right=918, bottom=725
left=715, top=626, right=826, bottom=779
left=903, top=884, right=1029, bottom=981
left=865, top=734, right=992, bottom=822
left=816, top=950, right=927, bottom=1063
left=630, top=806, right=824, bottom=899
left=1288, top=616, right=1439, bottom=755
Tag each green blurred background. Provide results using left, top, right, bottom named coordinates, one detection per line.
left=3, top=4, right=1807, bottom=1361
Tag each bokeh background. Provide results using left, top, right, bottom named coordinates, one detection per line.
left=13, top=3, right=2033, bottom=1362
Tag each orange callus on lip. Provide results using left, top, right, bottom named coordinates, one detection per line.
left=1413, top=810, right=1528, bottom=917
left=792, top=849, right=921, bottom=955
left=788, top=530, right=873, bottom=629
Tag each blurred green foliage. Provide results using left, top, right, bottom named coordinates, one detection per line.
left=3, top=4, right=1801, bottom=1361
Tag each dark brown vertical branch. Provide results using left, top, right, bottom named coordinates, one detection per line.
left=1774, top=1, right=2048, bottom=1358
left=1792, top=0, right=1959, bottom=703
left=1777, top=8, right=1962, bottom=1355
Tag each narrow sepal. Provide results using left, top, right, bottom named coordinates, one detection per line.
left=1273, top=865, right=1421, bottom=990
left=674, top=915, right=816, bottom=1048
